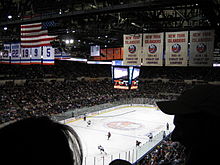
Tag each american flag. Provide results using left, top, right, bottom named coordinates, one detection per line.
left=20, top=22, right=57, bottom=48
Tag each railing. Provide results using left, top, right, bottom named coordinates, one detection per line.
left=52, top=97, right=166, bottom=122
left=81, top=130, right=171, bottom=165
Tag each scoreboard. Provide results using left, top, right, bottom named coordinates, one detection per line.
left=112, top=64, right=140, bottom=90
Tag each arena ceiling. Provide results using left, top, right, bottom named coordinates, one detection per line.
left=0, top=0, right=220, bottom=58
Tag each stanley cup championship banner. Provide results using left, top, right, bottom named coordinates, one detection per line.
left=189, top=30, right=215, bottom=66
left=165, top=31, right=188, bottom=66
left=142, top=33, right=163, bottom=66
left=123, top=34, right=142, bottom=65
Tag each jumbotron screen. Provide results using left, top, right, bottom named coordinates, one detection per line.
left=112, top=66, right=140, bottom=90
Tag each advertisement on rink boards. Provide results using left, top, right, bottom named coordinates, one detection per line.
left=165, top=31, right=188, bottom=66
left=142, top=33, right=163, bottom=66
left=189, top=30, right=215, bottom=66
left=123, top=34, right=142, bottom=66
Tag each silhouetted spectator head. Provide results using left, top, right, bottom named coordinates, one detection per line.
left=0, top=117, right=83, bottom=165
left=109, top=159, right=132, bottom=165
left=157, top=84, right=220, bottom=165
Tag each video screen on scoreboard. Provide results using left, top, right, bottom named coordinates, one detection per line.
left=130, top=67, right=140, bottom=89
left=112, top=66, right=129, bottom=89
left=132, top=67, right=140, bottom=80
left=113, top=66, right=129, bottom=80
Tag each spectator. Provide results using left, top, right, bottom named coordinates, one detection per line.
left=0, top=116, right=83, bottom=165
left=157, top=84, right=220, bottom=165
left=109, top=159, right=132, bottom=165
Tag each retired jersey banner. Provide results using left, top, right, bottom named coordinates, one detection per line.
left=189, top=30, right=215, bottom=66
left=142, top=33, right=163, bottom=66
left=31, top=47, right=42, bottom=64
left=42, top=46, right=54, bottom=65
left=2, top=44, right=11, bottom=64
left=11, top=43, right=21, bottom=64
left=21, top=48, right=31, bottom=65
left=123, top=34, right=142, bottom=65
left=165, top=31, right=188, bottom=66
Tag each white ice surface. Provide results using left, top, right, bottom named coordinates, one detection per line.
left=66, top=105, right=174, bottom=165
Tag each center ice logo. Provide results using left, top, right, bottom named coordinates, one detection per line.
left=128, top=45, right=136, bottom=53
left=107, top=121, right=142, bottom=130
left=196, top=43, right=207, bottom=53
left=172, top=43, right=181, bottom=53
left=148, top=44, right=157, bottom=54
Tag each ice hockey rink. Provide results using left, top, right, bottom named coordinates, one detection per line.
left=65, top=105, right=174, bottom=165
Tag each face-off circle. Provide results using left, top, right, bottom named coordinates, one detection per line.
left=106, top=121, right=142, bottom=130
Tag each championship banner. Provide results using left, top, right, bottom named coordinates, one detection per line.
left=21, top=47, right=31, bottom=65
left=142, top=33, right=163, bottom=66
left=42, top=46, right=54, bottom=65
left=165, top=31, right=188, bottom=66
left=123, top=34, right=142, bottom=65
left=2, top=44, right=11, bottom=64
left=31, top=47, right=42, bottom=64
left=11, top=43, right=21, bottom=64
left=189, top=30, right=215, bottom=66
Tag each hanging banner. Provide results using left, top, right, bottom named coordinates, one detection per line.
left=42, top=46, right=54, bottom=65
left=0, top=51, right=2, bottom=63
left=113, top=48, right=121, bottom=59
left=11, top=43, right=21, bottom=64
left=142, top=33, right=163, bottom=66
left=189, top=30, right=215, bottom=66
left=90, top=45, right=100, bottom=56
left=123, top=34, right=142, bottom=65
left=21, top=47, right=31, bottom=65
left=2, top=44, right=11, bottom=64
left=54, top=48, right=62, bottom=59
left=31, top=47, right=42, bottom=64
left=165, top=31, right=188, bottom=66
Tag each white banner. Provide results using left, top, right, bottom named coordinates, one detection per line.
left=189, top=30, right=215, bottom=66
left=21, top=48, right=31, bottom=64
left=2, top=44, right=11, bottom=64
left=165, top=31, right=188, bottom=66
left=142, top=33, right=163, bottom=66
left=31, top=47, right=42, bottom=64
left=123, top=34, right=142, bottom=65
left=11, top=43, right=21, bottom=64
left=42, top=46, right=54, bottom=65
left=90, top=45, right=100, bottom=56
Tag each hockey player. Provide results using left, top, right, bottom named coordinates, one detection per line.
left=107, top=131, right=111, bottom=140
left=87, top=120, right=91, bottom=127
left=136, top=140, right=141, bottom=147
left=98, top=145, right=106, bottom=154
left=83, top=115, right=86, bottom=121
left=148, top=132, right=153, bottom=142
